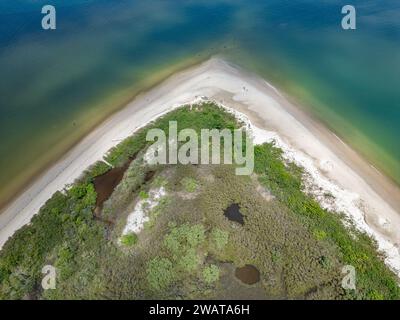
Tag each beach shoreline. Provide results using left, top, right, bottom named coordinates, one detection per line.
left=0, top=54, right=211, bottom=212
left=1, top=57, right=399, bottom=275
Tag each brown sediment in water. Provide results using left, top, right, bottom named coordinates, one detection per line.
left=93, top=159, right=133, bottom=216
left=235, top=265, right=260, bottom=285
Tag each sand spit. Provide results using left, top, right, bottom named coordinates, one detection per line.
left=0, top=58, right=399, bottom=277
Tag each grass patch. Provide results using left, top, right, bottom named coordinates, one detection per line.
left=120, top=233, right=138, bottom=247
left=181, top=177, right=198, bottom=193
left=139, top=190, right=149, bottom=200
left=203, top=265, right=220, bottom=284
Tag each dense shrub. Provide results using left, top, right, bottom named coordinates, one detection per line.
left=146, top=257, right=175, bottom=291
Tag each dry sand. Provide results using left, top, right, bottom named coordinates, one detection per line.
left=1, top=57, right=399, bottom=276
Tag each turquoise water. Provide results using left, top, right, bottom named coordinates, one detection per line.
left=0, top=0, right=399, bottom=205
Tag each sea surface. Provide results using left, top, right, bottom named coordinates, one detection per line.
left=0, top=0, right=399, bottom=207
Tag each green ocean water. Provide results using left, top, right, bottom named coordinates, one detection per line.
left=0, top=0, right=399, bottom=206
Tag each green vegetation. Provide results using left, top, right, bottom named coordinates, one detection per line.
left=0, top=181, right=105, bottom=299
left=181, top=177, right=198, bottom=193
left=120, top=233, right=138, bottom=247
left=81, top=161, right=111, bottom=183
left=0, top=102, right=398, bottom=300
left=254, top=142, right=400, bottom=299
left=139, top=191, right=149, bottom=200
left=164, top=224, right=206, bottom=258
left=153, top=175, right=168, bottom=188
left=203, top=265, right=220, bottom=284
left=146, top=223, right=226, bottom=295
left=146, top=257, right=175, bottom=291
left=210, top=228, right=229, bottom=251
left=313, top=229, right=327, bottom=241
left=104, top=102, right=238, bottom=168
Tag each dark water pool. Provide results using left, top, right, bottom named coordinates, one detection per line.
left=235, top=265, right=260, bottom=285
left=93, top=161, right=131, bottom=212
left=224, top=203, right=244, bottom=225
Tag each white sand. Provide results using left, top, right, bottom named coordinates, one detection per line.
left=122, top=186, right=166, bottom=236
left=1, top=57, right=399, bottom=277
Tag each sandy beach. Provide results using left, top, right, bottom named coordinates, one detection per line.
left=0, top=58, right=399, bottom=276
